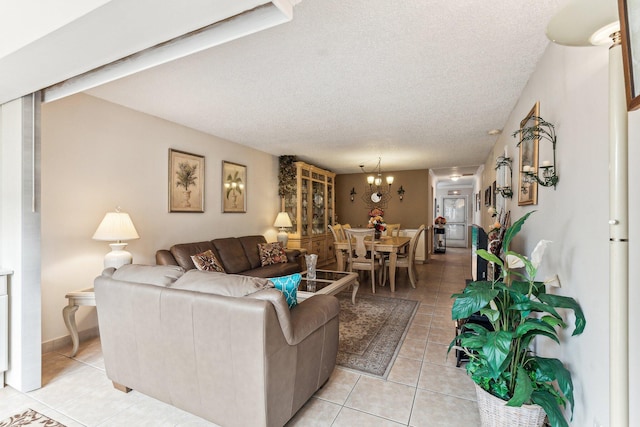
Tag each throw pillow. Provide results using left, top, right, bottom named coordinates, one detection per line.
left=268, top=273, right=301, bottom=309
left=191, top=250, right=226, bottom=273
left=258, top=242, right=288, bottom=267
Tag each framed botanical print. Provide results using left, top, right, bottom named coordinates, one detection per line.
left=619, top=0, right=640, bottom=110
left=517, top=102, right=539, bottom=206
left=169, top=149, right=204, bottom=212
left=222, top=161, right=246, bottom=213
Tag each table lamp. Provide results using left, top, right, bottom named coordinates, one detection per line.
left=92, top=208, right=140, bottom=268
left=273, top=212, right=293, bottom=247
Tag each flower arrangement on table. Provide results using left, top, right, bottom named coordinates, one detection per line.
left=367, top=208, right=386, bottom=232
left=434, top=216, right=447, bottom=225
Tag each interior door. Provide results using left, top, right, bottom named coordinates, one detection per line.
left=443, top=196, right=468, bottom=248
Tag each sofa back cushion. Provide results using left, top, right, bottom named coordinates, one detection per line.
left=170, top=241, right=217, bottom=270
left=172, top=270, right=272, bottom=296
left=238, top=235, right=267, bottom=269
left=212, top=238, right=251, bottom=274
left=111, top=264, right=185, bottom=286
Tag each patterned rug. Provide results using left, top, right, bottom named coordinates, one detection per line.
left=0, top=409, right=66, bottom=427
left=336, top=292, right=419, bottom=378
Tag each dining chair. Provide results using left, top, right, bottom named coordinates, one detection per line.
left=344, top=228, right=380, bottom=293
left=385, top=223, right=401, bottom=237
left=329, top=224, right=348, bottom=270
left=328, top=224, right=342, bottom=241
left=381, top=224, right=426, bottom=288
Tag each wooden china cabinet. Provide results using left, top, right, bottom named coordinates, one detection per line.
left=283, top=161, right=336, bottom=266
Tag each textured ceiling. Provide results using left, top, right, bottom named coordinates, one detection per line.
left=85, top=0, right=566, bottom=177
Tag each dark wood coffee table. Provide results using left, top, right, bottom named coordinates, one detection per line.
left=297, top=270, right=359, bottom=304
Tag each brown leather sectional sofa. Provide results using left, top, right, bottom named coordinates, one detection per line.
left=156, top=235, right=301, bottom=277
left=95, top=264, right=340, bottom=427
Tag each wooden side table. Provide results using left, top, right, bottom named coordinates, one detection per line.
left=62, top=288, right=95, bottom=357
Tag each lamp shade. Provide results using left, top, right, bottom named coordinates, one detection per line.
left=273, top=212, right=293, bottom=228
left=545, top=0, right=619, bottom=46
left=92, top=212, right=140, bottom=242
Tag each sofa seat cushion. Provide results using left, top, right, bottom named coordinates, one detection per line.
left=171, top=270, right=272, bottom=297
left=111, top=264, right=185, bottom=287
left=212, top=238, right=251, bottom=274
left=170, top=241, right=217, bottom=270
left=241, top=262, right=301, bottom=278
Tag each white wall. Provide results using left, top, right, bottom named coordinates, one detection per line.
left=1, top=96, right=42, bottom=391
left=41, top=93, right=280, bottom=343
left=485, top=42, right=640, bottom=426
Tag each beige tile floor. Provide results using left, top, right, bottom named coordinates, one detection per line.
left=0, top=248, right=480, bottom=426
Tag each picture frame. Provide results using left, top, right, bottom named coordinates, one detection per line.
left=169, top=149, right=204, bottom=213
left=517, top=102, right=539, bottom=206
left=222, top=161, right=246, bottom=213
left=484, top=186, right=492, bottom=207
left=492, top=180, right=497, bottom=208
left=619, top=0, right=640, bottom=111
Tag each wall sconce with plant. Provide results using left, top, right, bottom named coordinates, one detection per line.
left=494, top=156, right=513, bottom=198
left=513, top=115, right=559, bottom=189
left=397, top=185, right=405, bottom=201
left=350, top=187, right=357, bottom=202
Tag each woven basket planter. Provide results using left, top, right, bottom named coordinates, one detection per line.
left=475, top=384, right=546, bottom=427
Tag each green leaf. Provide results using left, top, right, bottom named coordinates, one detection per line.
left=480, top=307, right=499, bottom=322
left=510, top=300, right=561, bottom=319
left=502, top=211, right=536, bottom=252
left=475, top=249, right=504, bottom=268
left=533, top=356, right=575, bottom=414
left=537, top=293, right=586, bottom=336
left=482, top=330, right=512, bottom=379
left=515, top=319, right=559, bottom=343
left=509, top=280, right=532, bottom=295
left=451, top=286, right=499, bottom=320
left=458, top=334, right=486, bottom=349
left=531, top=390, right=569, bottom=427
left=541, top=315, right=566, bottom=329
left=507, top=366, right=533, bottom=407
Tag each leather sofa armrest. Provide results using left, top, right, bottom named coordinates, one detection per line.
left=287, top=295, right=340, bottom=345
left=284, top=248, right=301, bottom=264
left=156, top=249, right=178, bottom=266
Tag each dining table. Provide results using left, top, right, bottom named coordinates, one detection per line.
left=333, top=235, right=411, bottom=292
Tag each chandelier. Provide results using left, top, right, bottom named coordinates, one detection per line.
left=360, top=157, right=394, bottom=206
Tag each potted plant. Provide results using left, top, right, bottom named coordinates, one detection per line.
left=448, top=211, right=586, bottom=427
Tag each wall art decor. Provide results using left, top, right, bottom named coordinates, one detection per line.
left=169, top=149, right=204, bottom=213
left=620, top=0, right=640, bottom=110
left=517, top=102, right=539, bottom=206
left=222, top=161, right=246, bottom=213
left=484, top=186, right=492, bottom=207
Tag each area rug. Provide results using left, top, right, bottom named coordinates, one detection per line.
left=0, top=409, right=66, bottom=427
left=336, top=292, right=419, bottom=378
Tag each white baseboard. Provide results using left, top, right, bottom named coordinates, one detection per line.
left=41, top=326, right=100, bottom=354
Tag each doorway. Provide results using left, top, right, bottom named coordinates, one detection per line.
left=442, top=196, right=468, bottom=248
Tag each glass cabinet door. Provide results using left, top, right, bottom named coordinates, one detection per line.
left=301, top=174, right=310, bottom=237
left=312, top=180, right=325, bottom=235
left=327, top=176, right=334, bottom=227
left=284, top=181, right=297, bottom=235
